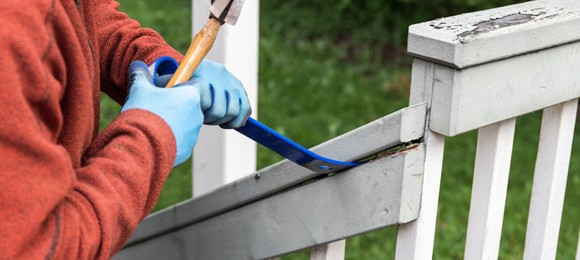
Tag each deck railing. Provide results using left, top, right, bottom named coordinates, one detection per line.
left=114, top=0, right=580, bottom=259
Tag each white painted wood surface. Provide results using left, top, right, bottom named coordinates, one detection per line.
left=125, top=104, right=427, bottom=247
left=408, top=59, right=435, bottom=107
left=395, top=57, right=444, bottom=260
left=407, top=0, right=580, bottom=137
left=192, top=0, right=259, bottom=196
left=464, top=118, right=516, bottom=259
left=523, top=99, right=578, bottom=260
left=426, top=41, right=580, bottom=137
left=408, top=0, right=580, bottom=69
left=115, top=146, right=426, bottom=260
left=395, top=130, right=445, bottom=260
left=310, top=240, right=346, bottom=260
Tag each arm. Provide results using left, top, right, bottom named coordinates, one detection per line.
left=0, top=3, right=197, bottom=259
left=0, top=70, right=177, bottom=259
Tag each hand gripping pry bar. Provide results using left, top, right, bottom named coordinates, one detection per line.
left=151, top=56, right=362, bottom=174
left=152, top=0, right=362, bottom=174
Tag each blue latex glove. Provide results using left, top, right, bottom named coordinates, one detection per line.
left=121, top=60, right=204, bottom=167
left=151, top=57, right=252, bottom=129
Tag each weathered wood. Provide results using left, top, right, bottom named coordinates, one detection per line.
left=114, top=145, right=426, bottom=260
left=464, top=118, right=516, bottom=259
left=125, top=103, right=427, bottom=247
left=427, top=41, right=580, bottom=136
left=408, top=0, right=580, bottom=69
left=310, top=240, right=346, bottom=260
left=407, top=0, right=580, bottom=137
left=523, top=99, right=578, bottom=260
left=192, top=0, right=260, bottom=196
left=395, top=130, right=445, bottom=260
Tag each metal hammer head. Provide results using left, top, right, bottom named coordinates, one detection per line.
left=209, top=0, right=244, bottom=26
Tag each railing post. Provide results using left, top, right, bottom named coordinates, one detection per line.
left=396, top=59, right=445, bottom=260
left=192, top=0, right=259, bottom=196
left=402, top=4, right=580, bottom=257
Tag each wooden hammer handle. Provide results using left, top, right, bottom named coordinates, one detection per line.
left=164, top=17, right=222, bottom=88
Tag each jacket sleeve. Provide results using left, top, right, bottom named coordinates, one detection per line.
left=0, top=1, right=177, bottom=259
left=92, top=0, right=184, bottom=105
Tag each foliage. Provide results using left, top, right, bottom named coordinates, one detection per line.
left=261, top=0, right=529, bottom=48
left=257, top=36, right=410, bottom=167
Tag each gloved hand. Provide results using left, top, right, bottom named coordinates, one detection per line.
left=151, top=57, right=252, bottom=129
left=121, top=60, right=204, bottom=167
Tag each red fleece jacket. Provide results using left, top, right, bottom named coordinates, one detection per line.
left=0, top=0, right=184, bottom=259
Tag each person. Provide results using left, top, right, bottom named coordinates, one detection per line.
left=0, top=0, right=251, bottom=259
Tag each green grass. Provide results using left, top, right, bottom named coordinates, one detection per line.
left=99, top=0, right=580, bottom=258
left=257, top=36, right=411, bottom=168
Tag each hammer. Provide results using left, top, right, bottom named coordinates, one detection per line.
left=163, top=0, right=244, bottom=88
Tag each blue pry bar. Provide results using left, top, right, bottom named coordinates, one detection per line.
left=236, top=118, right=361, bottom=173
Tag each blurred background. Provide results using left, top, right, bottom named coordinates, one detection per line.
left=102, top=0, right=580, bottom=258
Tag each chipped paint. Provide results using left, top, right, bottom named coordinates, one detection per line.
left=369, top=143, right=420, bottom=163
left=457, top=12, right=545, bottom=38
left=408, top=0, right=580, bottom=68
left=424, top=3, right=578, bottom=45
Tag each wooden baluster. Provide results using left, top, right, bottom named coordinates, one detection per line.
left=311, top=240, right=346, bottom=260
left=464, top=118, right=516, bottom=259
left=523, top=99, right=578, bottom=260
left=395, top=129, right=446, bottom=260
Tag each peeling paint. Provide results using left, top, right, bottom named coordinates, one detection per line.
left=457, top=12, right=545, bottom=38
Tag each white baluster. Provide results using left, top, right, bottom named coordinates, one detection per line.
left=311, top=240, right=346, bottom=260
left=464, top=118, right=516, bottom=259
left=524, top=99, right=578, bottom=260
left=395, top=129, right=446, bottom=260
